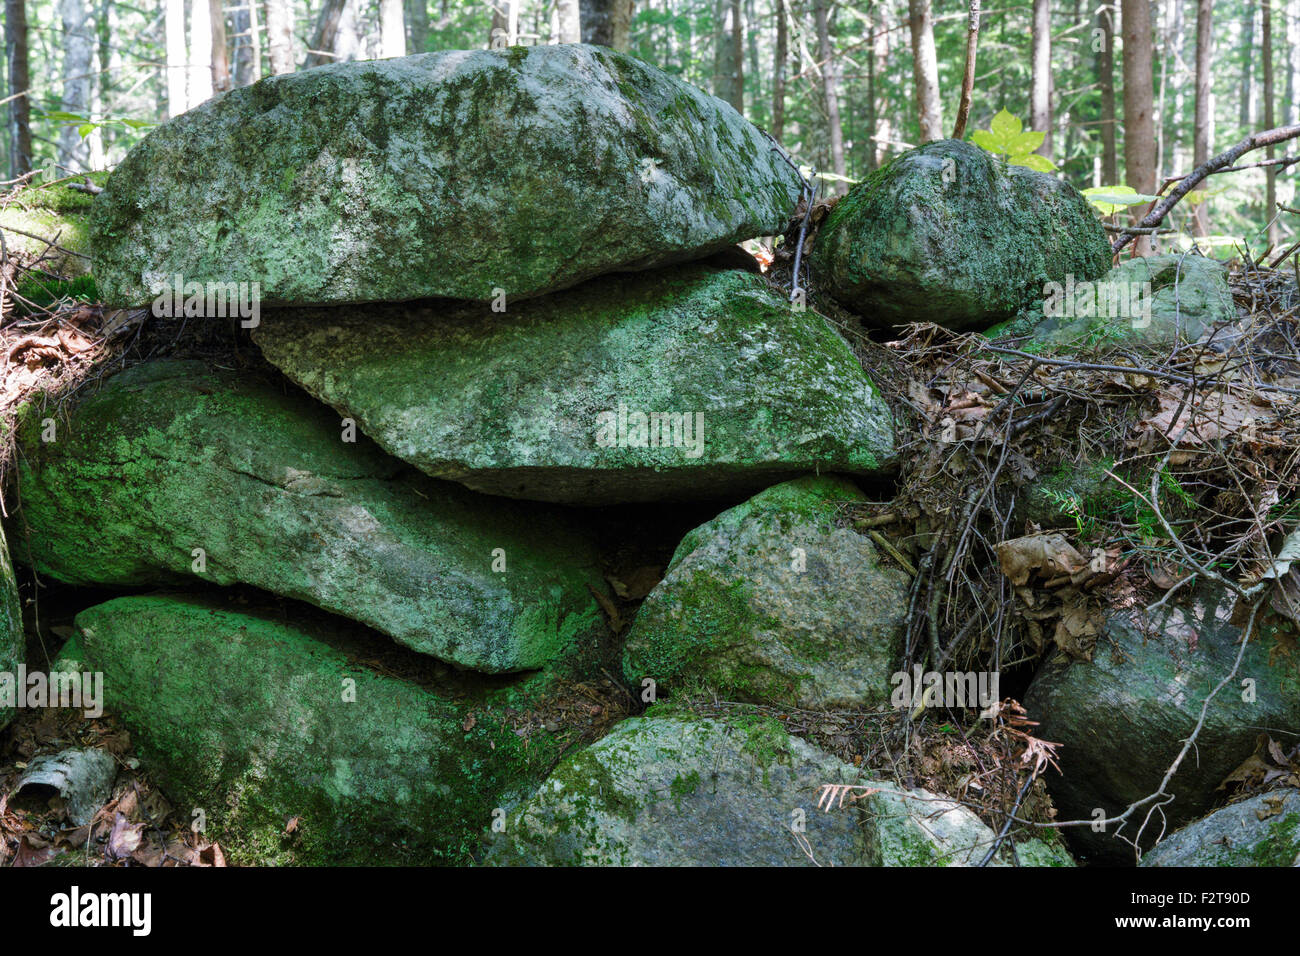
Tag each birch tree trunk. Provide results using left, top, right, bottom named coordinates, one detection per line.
left=556, top=0, right=581, bottom=43
left=265, top=0, right=296, bottom=74
left=1031, top=0, right=1052, bottom=156
left=379, top=0, right=406, bottom=57
left=211, top=1, right=232, bottom=93
left=189, top=0, right=216, bottom=108
left=57, top=0, right=94, bottom=170
left=165, top=0, right=187, bottom=117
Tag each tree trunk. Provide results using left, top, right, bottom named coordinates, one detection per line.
left=812, top=0, right=845, bottom=192
left=1289, top=0, right=1300, bottom=126
left=305, top=0, right=348, bottom=67
left=580, top=0, right=633, bottom=51
left=556, top=0, right=581, bottom=43
left=1242, top=0, right=1255, bottom=128
left=57, top=0, right=93, bottom=170
left=713, top=0, right=743, bottom=113
left=772, top=0, right=787, bottom=141
left=1264, top=0, right=1278, bottom=243
left=335, top=0, right=359, bottom=62
left=873, top=3, right=893, bottom=166
left=92, top=0, right=113, bottom=165
left=232, top=2, right=262, bottom=86
left=165, top=0, right=187, bottom=117
left=406, top=0, right=428, bottom=55
left=264, top=0, right=296, bottom=74
left=491, top=1, right=519, bottom=48
left=908, top=0, right=943, bottom=142
left=1031, top=0, right=1051, bottom=155
left=379, top=0, right=406, bottom=57
left=4, top=0, right=31, bottom=177
left=1122, top=0, right=1157, bottom=254
left=1097, top=2, right=1118, bottom=184
left=1193, top=0, right=1214, bottom=236
left=190, top=0, right=215, bottom=108
left=211, top=0, right=232, bottom=92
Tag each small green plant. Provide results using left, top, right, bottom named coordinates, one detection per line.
left=1080, top=184, right=1159, bottom=216
left=970, top=109, right=1056, bottom=172
left=39, top=109, right=157, bottom=141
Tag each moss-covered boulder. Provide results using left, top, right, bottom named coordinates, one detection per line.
left=9, top=359, right=606, bottom=673
left=1140, top=789, right=1300, bottom=867
left=811, top=139, right=1109, bottom=331
left=1015, top=254, right=1235, bottom=350
left=621, top=477, right=908, bottom=707
left=1025, top=588, right=1300, bottom=863
left=486, top=712, right=1006, bottom=866
left=252, top=267, right=895, bottom=505
left=0, top=174, right=105, bottom=292
left=0, top=522, right=23, bottom=732
left=64, top=593, right=580, bottom=865
left=90, top=45, right=801, bottom=308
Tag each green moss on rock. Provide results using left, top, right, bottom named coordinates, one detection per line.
left=1020, top=254, right=1236, bottom=350
left=0, top=173, right=107, bottom=281
left=90, top=46, right=801, bottom=308
left=1141, top=790, right=1300, bottom=867
left=0, top=523, right=23, bottom=731
left=252, top=266, right=895, bottom=504
left=622, top=476, right=909, bottom=708
left=8, top=359, right=607, bottom=673
left=810, top=139, right=1110, bottom=331
left=69, top=593, right=578, bottom=865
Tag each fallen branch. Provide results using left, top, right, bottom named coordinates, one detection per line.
left=1113, top=123, right=1300, bottom=254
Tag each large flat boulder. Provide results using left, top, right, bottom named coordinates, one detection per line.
left=252, top=266, right=895, bottom=504
left=9, top=360, right=606, bottom=673
left=486, top=712, right=1008, bottom=866
left=811, top=139, right=1110, bottom=331
left=621, top=476, right=909, bottom=707
left=63, top=594, right=576, bottom=864
left=90, top=45, right=802, bottom=308
left=1025, top=588, right=1300, bottom=862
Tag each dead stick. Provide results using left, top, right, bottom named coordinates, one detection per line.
left=868, top=530, right=918, bottom=577
left=951, top=1, right=982, bottom=140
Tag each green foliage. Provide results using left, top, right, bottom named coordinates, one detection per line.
left=39, top=109, right=156, bottom=140
left=1081, top=184, right=1159, bottom=216
left=970, top=110, right=1056, bottom=172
